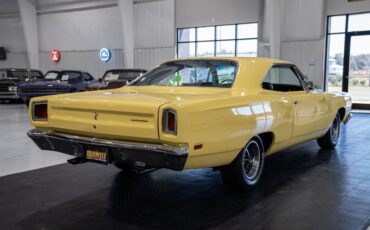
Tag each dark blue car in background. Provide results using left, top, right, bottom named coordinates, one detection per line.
left=17, top=70, right=95, bottom=106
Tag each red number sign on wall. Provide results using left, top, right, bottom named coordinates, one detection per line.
left=50, top=49, right=60, bottom=63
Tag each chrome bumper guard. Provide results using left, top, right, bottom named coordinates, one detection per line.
left=343, top=113, right=352, bottom=125
left=28, top=129, right=188, bottom=171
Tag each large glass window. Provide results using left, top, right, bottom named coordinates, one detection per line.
left=326, top=12, right=370, bottom=106
left=177, top=23, right=258, bottom=58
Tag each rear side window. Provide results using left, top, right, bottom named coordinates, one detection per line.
left=262, top=66, right=304, bottom=92
left=30, top=71, right=43, bottom=79
left=82, top=73, right=93, bottom=81
left=61, top=72, right=82, bottom=83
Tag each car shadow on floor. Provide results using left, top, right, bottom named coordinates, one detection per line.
left=16, top=145, right=334, bottom=230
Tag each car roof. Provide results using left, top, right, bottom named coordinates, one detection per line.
left=163, top=57, right=291, bottom=65
left=158, top=57, right=293, bottom=91
left=46, top=70, right=87, bottom=73
left=0, top=68, right=42, bottom=72
left=105, top=69, right=147, bottom=72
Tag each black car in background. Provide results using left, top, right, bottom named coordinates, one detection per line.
left=17, top=70, right=96, bottom=106
left=86, top=69, right=146, bottom=91
left=0, top=69, right=44, bottom=101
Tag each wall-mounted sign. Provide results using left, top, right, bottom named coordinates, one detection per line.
left=99, top=48, right=111, bottom=62
left=50, top=49, right=60, bottom=63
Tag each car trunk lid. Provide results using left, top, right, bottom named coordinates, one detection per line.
left=48, top=91, right=170, bottom=141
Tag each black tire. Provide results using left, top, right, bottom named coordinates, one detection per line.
left=220, top=136, right=265, bottom=191
left=317, top=114, right=341, bottom=149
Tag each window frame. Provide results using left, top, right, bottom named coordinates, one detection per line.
left=176, top=22, right=258, bottom=58
left=324, top=11, right=370, bottom=91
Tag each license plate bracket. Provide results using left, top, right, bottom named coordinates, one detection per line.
left=85, top=146, right=108, bottom=165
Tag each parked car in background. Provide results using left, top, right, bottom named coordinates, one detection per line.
left=0, top=68, right=43, bottom=102
left=17, top=70, right=95, bottom=106
left=27, top=57, right=352, bottom=191
left=86, top=69, right=146, bottom=91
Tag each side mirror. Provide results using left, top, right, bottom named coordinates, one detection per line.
left=307, top=81, right=314, bottom=91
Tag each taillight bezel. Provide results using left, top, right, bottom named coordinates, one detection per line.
left=162, top=108, right=177, bottom=135
left=32, top=101, right=48, bottom=121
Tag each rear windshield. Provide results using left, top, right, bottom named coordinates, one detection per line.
left=103, top=70, right=146, bottom=82
left=132, top=60, right=238, bottom=88
left=44, top=71, right=82, bottom=83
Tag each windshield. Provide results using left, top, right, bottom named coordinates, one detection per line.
left=44, top=71, right=82, bottom=83
left=132, top=60, right=238, bottom=88
left=0, top=70, right=29, bottom=80
left=103, top=70, right=146, bottom=82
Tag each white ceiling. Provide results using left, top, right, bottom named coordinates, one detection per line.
left=0, top=0, right=160, bottom=15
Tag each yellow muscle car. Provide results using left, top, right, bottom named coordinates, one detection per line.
left=28, top=57, right=352, bottom=190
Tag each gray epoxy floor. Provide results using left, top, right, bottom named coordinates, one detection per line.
left=0, top=103, right=370, bottom=230
left=0, top=103, right=71, bottom=176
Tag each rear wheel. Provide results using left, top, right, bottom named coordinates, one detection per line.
left=220, top=136, right=265, bottom=191
left=317, top=114, right=341, bottom=149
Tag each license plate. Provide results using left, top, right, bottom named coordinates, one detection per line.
left=86, top=148, right=108, bottom=164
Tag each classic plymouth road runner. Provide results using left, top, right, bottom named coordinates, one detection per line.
left=27, top=57, right=352, bottom=190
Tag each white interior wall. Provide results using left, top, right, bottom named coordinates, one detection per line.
left=176, top=0, right=259, bottom=28
left=134, top=0, right=175, bottom=70
left=0, top=17, right=29, bottom=68
left=279, top=0, right=326, bottom=88
left=37, top=5, right=124, bottom=78
left=327, top=0, right=370, bottom=15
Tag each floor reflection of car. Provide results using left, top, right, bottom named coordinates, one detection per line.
left=86, top=69, right=146, bottom=91
left=17, top=70, right=96, bottom=106
left=0, top=68, right=43, bottom=102
left=328, top=58, right=344, bottom=76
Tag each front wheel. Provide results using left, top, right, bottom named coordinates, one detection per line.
left=220, top=136, right=265, bottom=191
left=317, top=114, right=341, bottom=149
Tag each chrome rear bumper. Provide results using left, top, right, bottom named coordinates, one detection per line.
left=28, top=129, right=188, bottom=171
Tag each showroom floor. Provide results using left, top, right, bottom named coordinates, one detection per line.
left=1, top=104, right=370, bottom=230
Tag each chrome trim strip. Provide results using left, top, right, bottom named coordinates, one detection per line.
left=28, top=129, right=188, bottom=156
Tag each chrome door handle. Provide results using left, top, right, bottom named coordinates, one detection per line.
left=294, top=101, right=299, bottom=105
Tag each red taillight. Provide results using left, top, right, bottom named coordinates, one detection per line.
left=167, top=112, right=176, bottom=131
left=163, top=109, right=177, bottom=135
left=32, top=102, right=48, bottom=121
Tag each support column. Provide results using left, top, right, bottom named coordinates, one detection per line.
left=262, top=0, right=283, bottom=59
left=17, top=0, right=39, bottom=69
left=118, top=0, right=134, bottom=68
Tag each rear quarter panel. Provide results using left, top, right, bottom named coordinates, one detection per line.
left=161, top=94, right=271, bottom=169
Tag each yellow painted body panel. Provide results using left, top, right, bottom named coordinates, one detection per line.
left=29, top=57, right=351, bottom=170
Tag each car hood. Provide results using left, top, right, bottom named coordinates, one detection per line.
left=0, top=79, right=24, bottom=86
left=88, top=80, right=125, bottom=89
left=19, top=81, right=72, bottom=88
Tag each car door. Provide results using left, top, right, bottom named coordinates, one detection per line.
left=279, top=65, right=328, bottom=139
left=263, top=64, right=329, bottom=141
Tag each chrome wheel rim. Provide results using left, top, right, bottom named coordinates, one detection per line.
left=242, top=140, right=261, bottom=180
left=330, top=117, right=340, bottom=143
